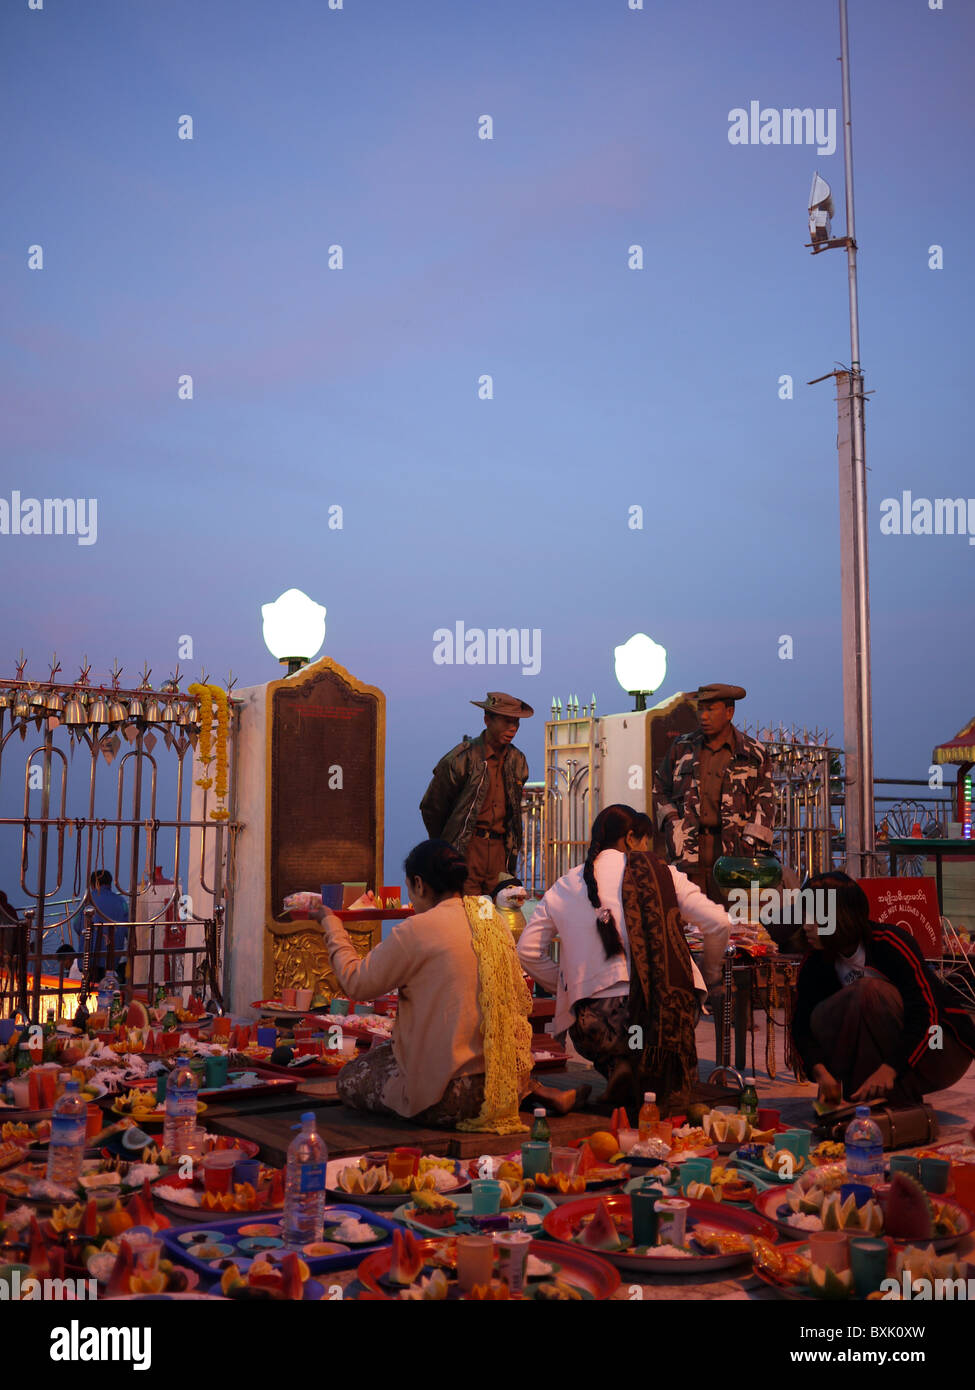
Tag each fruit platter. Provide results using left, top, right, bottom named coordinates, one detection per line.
left=391, top=1184, right=554, bottom=1237
left=326, top=1154, right=470, bottom=1208
left=699, top=1110, right=782, bottom=1154
left=110, top=1089, right=208, bottom=1125
left=751, top=1235, right=975, bottom=1302
left=231, top=1046, right=353, bottom=1079
left=542, top=1193, right=777, bottom=1274
left=151, top=1164, right=286, bottom=1216
left=160, top=1206, right=398, bottom=1283
left=0, top=1153, right=173, bottom=1211
left=356, top=1229, right=621, bottom=1301
left=465, top=1140, right=631, bottom=1204
left=753, top=1167, right=972, bottom=1250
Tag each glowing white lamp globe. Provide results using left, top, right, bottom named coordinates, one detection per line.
left=262, top=589, right=327, bottom=673
left=614, top=634, right=667, bottom=711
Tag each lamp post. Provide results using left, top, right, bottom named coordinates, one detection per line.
left=806, top=0, right=876, bottom=877
left=614, top=634, right=667, bottom=712
left=261, top=589, right=327, bottom=675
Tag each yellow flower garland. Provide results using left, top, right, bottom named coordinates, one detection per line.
left=189, top=682, right=230, bottom=821
left=456, top=896, right=533, bottom=1136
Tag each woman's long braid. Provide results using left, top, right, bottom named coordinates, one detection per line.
left=584, top=817, right=626, bottom=960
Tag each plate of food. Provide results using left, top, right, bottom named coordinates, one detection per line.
left=542, top=1192, right=776, bottom=1274
left=356, top=1229, right=620, bottom=1301
left=391, top=1188, right=553, bottom=1238
left=751, top=1235, right=975, bottom=1302
left=326, top=1155, right=470, bottom=1207
left=151, top=1168, right=285, bottom=1217
left=111, top=1090, right=207, bottom=1125
left=753, top=1168, right=971, bottom=1250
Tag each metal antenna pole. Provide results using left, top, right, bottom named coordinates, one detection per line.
left=838, top=0, right=876, bottom=876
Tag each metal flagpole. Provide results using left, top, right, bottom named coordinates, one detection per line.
left=838, top=0, right=876, bottom=877
left=810, top=0, right=876, bottom=876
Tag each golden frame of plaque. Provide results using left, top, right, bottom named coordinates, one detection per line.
left=262, top=655, right=385, bottom=1001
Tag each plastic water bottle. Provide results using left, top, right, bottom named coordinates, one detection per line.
left=46, top=1080, right=87, bottom=1185
left=162, top=1055, right=199, bottom=1159
left=844, top=1105, right=884, bottom=1185
left=283, top=1111, right=329, bottom=1249
left=96, top=974, right=115, bottom=1017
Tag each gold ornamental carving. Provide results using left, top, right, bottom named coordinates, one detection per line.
left=268, top=918, right=376, bottom=1001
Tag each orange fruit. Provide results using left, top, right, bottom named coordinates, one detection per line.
left=586, top=1131, right=620, bottom=1162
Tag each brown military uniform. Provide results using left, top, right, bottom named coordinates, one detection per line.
left=464, top=746, right=508, bottom=895
left=695, top=730, right=735, bottom=900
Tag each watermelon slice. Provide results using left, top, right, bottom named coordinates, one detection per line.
left=278, top=1251, right=305, bottom=1300
left=609, top=1107, right=630, bottom=1135
left=576, top=1198, right=625, bottom=1251
left=576, top=1143, right=598, bottom=1175
left=126, top=999, right=150, bottom=1030
left=82, top=1197, right=99, bottom=1238
left=885, top=1171, right=934, bottom=1240
left=106, top=1240, right=135, bottom=1297
left=389, top=1228, right=425, bottom=1285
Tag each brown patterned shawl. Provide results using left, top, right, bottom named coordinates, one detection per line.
left=621, top=851, right=699, bottom=1101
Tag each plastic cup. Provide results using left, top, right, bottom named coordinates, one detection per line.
left=495, top=1231, right=531, bottom=1294
left=918, top=1157, right=950, bottom=1194
left=281, top=988, right=297, bottom=1007
left=9, top=1077, right=31, bottom=1109
left=809, top=1230, right=850, bottom=1271
left=617, top=1128, right=639, bottom=1155
left=155, top=1072, right=168, bottom=1105
left=86, top=1103, right=103, bottom=1142
left=38, top=1069, right=59, bottom=1109
left=354, top=1003, right=372, bottom=1016
left=471, top=1180, right=503, bottom=1216
left=256, top=1027, right=277, bottom=1049
left=631, top=1188, right=660, bottom=1246
left=295, top=989, right=313, bottom=1011
left=680, top=1157, right=714, bottom=1189
left=950, top=1162, right=975, bottom=1209
left=849, top=1237, right=889, bottom=1297
left=388, top=1153, right=414, bottom=1183
left=234, top=1158, right=261, bottom=1188
left=775, top=1128, right=811, bottom=1161
left=330, top=999, right=350, bottom=1017
left=456, top=1235, right=495, bottom=1292
left=550, top=1147, right=582, bottom=1178
left=889, top=1154, right=919, bottom=1180
left=27, top=1072, right=40, bottom=1110
left=204, top=1054, right=229, bottom=1089
left=757, top=1108, right=780, bottom=1130
left=340, top=1036, right=357, bottom=1056
left=320, top=884, right=344, bottom=910
left=202, top=1150, right=238, bottom=1195
left=520, top=1142, right=551, bottom=1180
left=840, top=1182, right=874, bottom=1208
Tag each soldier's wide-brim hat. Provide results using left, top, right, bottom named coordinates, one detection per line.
left=470, top=692, right=534, bottom=719
left=695, top=683, right=746, bottom=704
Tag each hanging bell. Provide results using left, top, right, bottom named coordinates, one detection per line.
left=27, top=688, right=47, bottom=713
left=160, top=698, right=180, bottom=723
left=11, top=690, right=31, bottom=720
left=178, top=700, right=197, bottom=728
left=142, top=696, right=164, bottom=723
left=62, top=696, right=88, bottom=727
left=88, top=695, right=110, bottom=725
left=127, top=693, right=144, bottom=721
left=45, top=688, right=64, bottom=716
left=106, top=697, right=127, bottom=725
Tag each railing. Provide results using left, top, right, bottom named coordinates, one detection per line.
left=0, top=906, right=223, bottom=1021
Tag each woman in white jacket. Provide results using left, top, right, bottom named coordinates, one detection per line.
left=517, top=805, right=732, bottom=1107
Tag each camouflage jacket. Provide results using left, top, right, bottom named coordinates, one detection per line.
left=419, top=733, right=528, bottom=870
left=652, top=725, right=775, bottom=868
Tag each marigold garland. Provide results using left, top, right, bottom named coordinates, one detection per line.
left=189, top=682, right=230, bottom=821
left=456, top=896, right=533, bottom=1136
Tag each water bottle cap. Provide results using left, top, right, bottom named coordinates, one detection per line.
left=301, top=1111, right=315, bottom=1123
left=644, top=1091, right=656, bottom=1103
left=855, top=1105, right=870, bottom=1117
left=533, top=1108, right=546, bottom=1117
left=745, top=1076, right=756, bottom=1084
left=64, top=1080, right=79, bottom=1091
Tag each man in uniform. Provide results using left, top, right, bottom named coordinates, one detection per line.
left=420, top=692, right=534, bottom=896
left=652, top=683, right=775, bottom=903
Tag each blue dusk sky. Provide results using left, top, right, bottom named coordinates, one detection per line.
left=1, top=0, right=972, bottom=909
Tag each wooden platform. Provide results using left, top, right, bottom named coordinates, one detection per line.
left=207, top=1102, right=610, bottom=1166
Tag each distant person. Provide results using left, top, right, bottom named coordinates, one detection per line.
left=653, top=682, right=775, bottom=902
left=420, top=691, right=534, bottom=896
left=69, top=871, right=130, bottom=983
left=792, top=872, right=975, bottom=1106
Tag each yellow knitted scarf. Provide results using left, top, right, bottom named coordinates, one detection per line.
left=456, top=896, right=533, bottom=1136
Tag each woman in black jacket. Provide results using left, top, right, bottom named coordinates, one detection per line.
left=792, top=872, right=975, bottom=1107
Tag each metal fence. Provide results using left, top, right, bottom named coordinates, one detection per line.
left=0, top=665, right=240, bottom=1020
